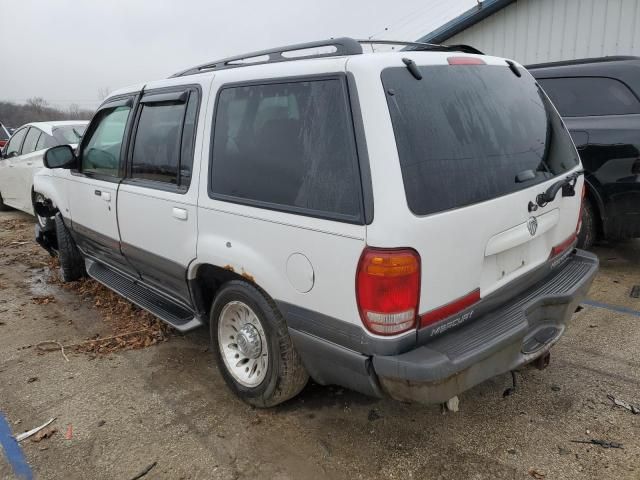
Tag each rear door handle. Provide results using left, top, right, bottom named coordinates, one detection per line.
left=172, top=207, right=188, bottom=220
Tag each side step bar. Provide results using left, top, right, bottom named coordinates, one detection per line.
left=86, top=259, right=203, bottom=332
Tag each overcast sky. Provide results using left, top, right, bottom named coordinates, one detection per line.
left=1, top=0, right=475, bottom=110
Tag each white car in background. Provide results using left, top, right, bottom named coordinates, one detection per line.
left=0, top=121, right=88, bottom=226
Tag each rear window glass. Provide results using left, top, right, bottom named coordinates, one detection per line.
left=382, top=65, right=579, bottom=216
left=210, top=79, right=362, bottom=221
left=0, top=125, right=9, bottom=141
left=537, top=76, right=640, bottom=117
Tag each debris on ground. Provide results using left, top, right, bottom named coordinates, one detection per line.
left=65, top=424, right=73, bottom=440
left=607, top=394, right=640, bottom=414
left=445, top=396, right=460, bottom=412
left=631, top=285, right=640, bottom=298
left=27, top=376, right=38, bottom=383
left=32, top=427, right=57, bottom=443
left=528, top=467, right=545, bottom=479
left=45, top=260, right=173, bottom=355
left=367, top=409, right=382, bottom=421
left=31, top=295, right=56, bottom=305
left=129, top=461, right=157, bottom=480
left=571, top=439, right=624, bottom=449
left=16, top=417, right=56, bottom=442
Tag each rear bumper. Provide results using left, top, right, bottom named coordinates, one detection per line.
left=373, top=249, right=599, bottom=403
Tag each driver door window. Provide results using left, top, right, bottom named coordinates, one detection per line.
left=81, top=106, right=131, bottom=176
left=5, top=128, right=28, bottom=157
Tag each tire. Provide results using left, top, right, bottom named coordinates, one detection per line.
left=55, top=213, right=86, bottom=282
left=210, top=280, right=308, bottom=408
left=577, top=197, right=596, bottom=250
left=0, top=191, right=12, bottom=212
left=33, top=192, right=55, bottom=231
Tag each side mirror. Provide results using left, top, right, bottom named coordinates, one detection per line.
left=44, top=145, right=77, bottom=169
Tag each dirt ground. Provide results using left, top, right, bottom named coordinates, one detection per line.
left=1, top=210, right=639, bottom=480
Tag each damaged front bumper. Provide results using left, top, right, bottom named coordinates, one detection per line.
left=35, top=224, right=57, bottom=257
left=373, top=249, right=599, bottom=404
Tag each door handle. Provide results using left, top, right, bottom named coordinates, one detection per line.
left=26, top=162, right=33, bottom=166
left=172, top=207, right=188, bottom=220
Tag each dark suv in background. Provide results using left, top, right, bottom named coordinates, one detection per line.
left=528, top=56, right=640, bottom=248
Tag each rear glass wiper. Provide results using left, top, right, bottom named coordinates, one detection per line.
left=536, top=170, right=584, bottom=207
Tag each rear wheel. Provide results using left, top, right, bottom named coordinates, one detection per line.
left=55, top=214, right=86, bottom=282
left=577, top=197, right=596, bottom=250
left=210, top=281, right=308, bottom=407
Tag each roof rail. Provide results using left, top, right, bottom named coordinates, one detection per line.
left=360, top=39, right=483, bottom=55
left=170, top=37, right=363, bottom=77
left=170, top=37, right=484, bottom=78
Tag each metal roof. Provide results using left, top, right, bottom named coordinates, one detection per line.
left=416, top=0, right=517, bottom=44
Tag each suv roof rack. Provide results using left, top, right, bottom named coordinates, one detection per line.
left=170, top=37, right=484, bottom=78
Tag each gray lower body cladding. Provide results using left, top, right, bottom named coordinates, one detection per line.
left=286, top=249, right=599, bottom=404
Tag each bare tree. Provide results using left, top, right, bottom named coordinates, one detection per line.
left=26, top=97, right=49, bottom=113
left=67, top=103, right=81, bottom=119
left=97, top=87, right=111, bottom=101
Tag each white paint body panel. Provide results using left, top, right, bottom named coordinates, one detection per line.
left=33, top=50, right=584, bottom=341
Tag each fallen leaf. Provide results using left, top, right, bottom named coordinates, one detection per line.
left=528, top=468, right=545, bottom=479
left=31, top=428, right=57, bottom=443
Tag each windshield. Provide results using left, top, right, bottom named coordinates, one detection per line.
left=382, top=64, right=579, bottom=216
left=0, top=124, right=9, bottom=141
left=53, top=124, right=87, bottom=145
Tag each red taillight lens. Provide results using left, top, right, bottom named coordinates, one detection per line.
left=356, top=248, right=420, bottom=336
left=447, top=56, right=486, bottom=65
left=419, top=289, right=480, bottom=328
left=550, top=183, right=584, bottom=258
left=550, top=233, right=577, bottom=258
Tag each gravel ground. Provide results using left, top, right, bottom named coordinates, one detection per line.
left=0, top=210, right=639, bottom=480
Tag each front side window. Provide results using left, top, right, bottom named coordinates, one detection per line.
left=538, top=76, right=640, bottom=117
left=210, top=78, right=361, bottom=220
left=21, top=128, right=42, bottom=154
left=130, top=90, right=198, bottom=188
left=5, top=127, right=28, bottom=156
left=382, top=65, right=579, bottom=216
left=81, top=105, right=131, bottom=176
left=36, top=133, right=56, bottom=151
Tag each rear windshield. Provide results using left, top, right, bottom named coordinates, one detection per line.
left=53, top=124, right=87, bottom=145
left=0, top=125, right=9, bottom=141
left=382, top=64, right=579, bottom=216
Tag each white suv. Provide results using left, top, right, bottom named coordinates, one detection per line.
left=34, top=38, right=598, bottom=407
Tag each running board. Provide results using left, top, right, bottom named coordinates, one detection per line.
left=85, top=259, right=203, bottom=332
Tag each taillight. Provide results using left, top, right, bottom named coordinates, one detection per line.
left=550, top=183, right=584, bottom=258
left=420, top=289, right=480, bottom=328
left=447, top=56, right=486, bottom=65
left=356, top=248, right=420, bottom=336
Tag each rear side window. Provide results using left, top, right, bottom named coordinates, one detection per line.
left=130, top=89, right=198, bottom=188
left=210, top=78, right=362, bottom=221
left=537, top=77, right=640, bottom=117
left=382, top=65, right=579, bottom=216
left=21, top=128, right=42, bottom=154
